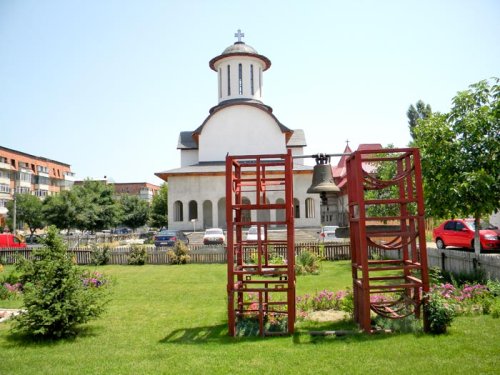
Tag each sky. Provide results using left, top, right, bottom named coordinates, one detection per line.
left=1, top=0, right=499, bottom=185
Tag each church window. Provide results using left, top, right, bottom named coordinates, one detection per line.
left=250, top=65, right=254, bottom=95
left=227, top=65, right=231, bottom=96
left=294, top=198, right=300, bottom=219
left=174, top=201, right=183, bottom=222
left=188, top=200, right=198, bottom=221
left=218, top=68, right=222, bottom=98
left=238, top=63, right=243, bottom=95
left=305, top=198, right=315, bottom=218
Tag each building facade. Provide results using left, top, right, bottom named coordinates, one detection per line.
left=112, top=182, right=161, bottom=204
left=0, top=146, right=75, bottom=227
left=156, top=32, right=323, bottom=230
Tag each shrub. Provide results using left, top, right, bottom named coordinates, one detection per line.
left=90, top=243, right=110, bottom=266
left=167, top=240, right=191, bottom=265
left=295, top=250, right=320, bottom=275
left=340, top=288, right=354, bottom=319
left=490, top=299, right=500, bottom=319
left=12, top=226, right=111, bottom=338
left=424, top=287, right=457, bottom=334
left=127, top=244, right=147, bottom=265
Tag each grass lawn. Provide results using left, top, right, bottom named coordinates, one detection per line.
left=1, top=261, right=499, bottom=374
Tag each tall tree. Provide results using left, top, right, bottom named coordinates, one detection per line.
left=149, top=183, right=168, bottom=228
left=407, top=100, right=432, bottom=140
left=119, top=195, right=150, bottom=231
left=43, top=190, right=79, bottom=233
left=414, top=78, right=500, bottom=254
left=72, top=180, right=121, bottom=232
left=6, top=193, right=45, bottom=237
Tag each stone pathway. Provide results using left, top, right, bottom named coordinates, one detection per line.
left=0, top=309, right=22, bottom=323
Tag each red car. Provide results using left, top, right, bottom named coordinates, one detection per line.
left=432, top=219, right=500, bottom=251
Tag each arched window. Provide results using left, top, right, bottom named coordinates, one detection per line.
left=217, top=198, right=226, bottom=228
left=305, top=198, right=315, bottom=218
left=227, top=65, right=231, bottom=96
left=250, top=64, right=254, bottom=95
left=188, top=200, right=198, bottom=221
left=294, top=198, right=300, bottom=219
left=174, top=201, right=183, bottom=222
left=203, top=200, right=213, bottom=229
left=238, top=63, right=243, bottom=95
left=242, top=197, right=251, bottom=224
left=276, top=198, right=285, bottom=223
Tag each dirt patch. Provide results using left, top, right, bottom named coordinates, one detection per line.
left=306, top=309, right=348, bottom=322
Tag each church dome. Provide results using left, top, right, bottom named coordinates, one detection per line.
left=221, top=41, right=259, bottom=55
left=209, top=38, right=271, bottom=71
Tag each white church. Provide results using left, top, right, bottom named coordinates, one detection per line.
left=156, top=31, right=342, bottom=231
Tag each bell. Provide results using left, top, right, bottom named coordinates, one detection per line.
left=307, top=164, right=340, bottom=194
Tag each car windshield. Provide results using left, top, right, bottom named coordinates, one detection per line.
left=323, top=226, right=337, bottom=232
left=465, top=221, right=497, bottom=231
left=206, top=229, right=222, bottom=235
left=248, top=227, right=258, bottom=234
left=159, top=230, right=176, bottom=236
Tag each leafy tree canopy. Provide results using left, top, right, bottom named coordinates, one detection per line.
left=407, top=100, right=432, bottom=140
left=72, top=180, right=121, bottom=232
left=119, top=194, right=150, bottom=230
left=149, top=183, right=168, bottom=228
left=43, top=190, right=79, bottom=233
left=6, top=193, right=45, bottom=236
left=414, top=78, right=500, bottom=229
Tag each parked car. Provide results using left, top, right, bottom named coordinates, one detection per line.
left=203, top=228, right=225, bottom=245
left=154, top=230, right=189, bottom=247
left=246, top=226, right=265, bottom=241
left=25, top=234, right=45, bottom=245
left=0, top=233, right=27, bottom=249
left=433, top=219, right=500, bottom=251
left=112, top=227, right=132, bottom=234
left=318, top=225, right=339, bottom=242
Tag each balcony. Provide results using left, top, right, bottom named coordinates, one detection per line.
left=0, top=161, right=11, bottom=171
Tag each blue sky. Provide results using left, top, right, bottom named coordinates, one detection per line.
left=1, top=0, right=499, bottom=185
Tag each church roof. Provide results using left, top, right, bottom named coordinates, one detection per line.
left=190, top=100, right=294, bottom=144
left=155, top=161, right=313, bottom=181
left=209, top=41, right=271, bottom=71
left=177, top=132, right=198, bottom=149
left=177, top=127, right=306, bottom=150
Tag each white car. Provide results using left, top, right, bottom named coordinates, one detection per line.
left=203, top=228, right=225, bottom=245
left=318, top=226, right=339, bottom=242
left=246, top=226, right=265, bottom=241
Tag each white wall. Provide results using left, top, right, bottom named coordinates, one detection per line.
left=199, top=105, right=287, bottom=162
left=167, top=171, right=321, bottom=231
left=180, top=149, right=199, bottom=167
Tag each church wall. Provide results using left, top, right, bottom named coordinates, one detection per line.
left=199, top=106, right=287, bottom=162
left=167, top=172, right=321, bottom=231
left=216, top=57, right=265, bottom=102
left=180, top=149, right=199, bottom=167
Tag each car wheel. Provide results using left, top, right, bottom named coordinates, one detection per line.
left=436, top=238, right=446, bottom=249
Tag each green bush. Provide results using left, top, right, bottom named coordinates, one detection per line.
left=90, top=243, right=110, bottom=266
left=424, top=288, right=456, bottom=334
left=127, top=244, right=147, bottom=265
left=167, top=241, right=191, bottom=265
left=12, top=226, right=111, bottom=338
left=295, top=250, right=320, bottom=275
left=490, top=299, right=500, bottom=319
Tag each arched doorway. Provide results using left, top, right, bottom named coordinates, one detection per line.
left=188, top=200, right=198, bottom=221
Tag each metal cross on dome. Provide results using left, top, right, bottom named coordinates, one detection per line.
left=234, top=29, right=245, bottom=42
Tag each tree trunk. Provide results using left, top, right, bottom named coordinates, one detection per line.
left=474, top=215, right=481, bottom=256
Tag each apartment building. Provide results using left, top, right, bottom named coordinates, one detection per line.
left=112, top=182, right=161, bottom=204
left=0, top=146, right=75, bottom=226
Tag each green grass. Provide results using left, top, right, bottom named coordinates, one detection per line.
left=1, top=261, right=499, bottom=374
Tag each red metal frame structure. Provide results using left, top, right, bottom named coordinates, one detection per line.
left=346, top=148, right=429, bottom=333
left=226, top=150, right=295, bottom=336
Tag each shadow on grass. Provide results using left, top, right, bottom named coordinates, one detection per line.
left=1, top=324, right=102, bottom=348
